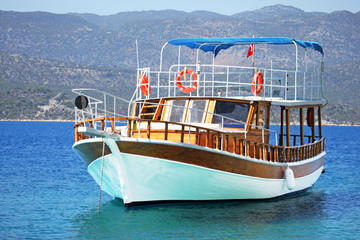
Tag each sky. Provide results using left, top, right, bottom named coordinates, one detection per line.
left=0, top=0, right=359, bottom=16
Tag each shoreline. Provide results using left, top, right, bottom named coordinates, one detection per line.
left=0, top=119, right=74, bottom=123
left=0, top=119, right=359, bottom=126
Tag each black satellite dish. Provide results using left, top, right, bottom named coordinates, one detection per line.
left=75, top=95, right=89, bottom=109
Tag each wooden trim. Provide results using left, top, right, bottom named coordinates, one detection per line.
left=286, top=109, right=290, bottom=147
left=280, top=107, right=284, bottom=146
left=318, top=107, right=322, bottom=139
left=164, top=122, right=168, bottom=140
left=246, top=104, right=256, bottom=131
left=311, top=107, right=316, bottom=142
left=115, top=141, right=324, bottom=179
left=100, top=120, right=104, bottom=131
left=181, top=100, right=190, bottom=122
left=266, top=105, right=271, bottom=129
left=147, top=121, right=151, bottom=138
left=74, top=140, right=324, bottom=179
left=180, top=125, right=185, bottom=143
left=153, top=98, right=165, bottom=120
left=205, top=100, right=216, bottom=123
left=161, top=100, right=171, bottom=121
left=74, top=116, right=325, bottom=164
left=300, top=108, right=304, bottom=145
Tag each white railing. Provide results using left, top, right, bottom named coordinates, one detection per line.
left=72, top=89, right=130, bottom=133
left=135, top=64, right=323, bottom=102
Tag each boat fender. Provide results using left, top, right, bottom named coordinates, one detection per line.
left=307, top=108, right=314, bottom=127
left=75, top=95, right=88, bottom=109
left=251, top=70, right=263, bottom=95
left=176, top=68, right=198, bottom=93
left=284, top=167, right=295, bottom=190
left=139, top=74, right=151, bottom=96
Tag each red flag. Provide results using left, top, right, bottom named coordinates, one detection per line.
left=247, top=44, right=254, bottom=58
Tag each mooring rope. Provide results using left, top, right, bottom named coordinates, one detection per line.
left=98, top=138, right=106, bottom=214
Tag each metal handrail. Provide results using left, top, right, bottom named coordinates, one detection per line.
left=135, top=64, right=323, bottom=101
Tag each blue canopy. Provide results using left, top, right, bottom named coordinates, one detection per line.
left=168, top=37, right=324, bottom=56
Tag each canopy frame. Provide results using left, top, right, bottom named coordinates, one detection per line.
left=159, top=37, right=323, bottom=72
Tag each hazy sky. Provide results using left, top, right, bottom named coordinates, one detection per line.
left=1, top=0, right=359, bottom=15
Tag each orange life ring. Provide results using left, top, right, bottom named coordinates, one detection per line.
left=139, top=74, right=151, bottom=96
left=251, top=71, right=263, bottom=95
left=176, top=69, right=198, bottom=93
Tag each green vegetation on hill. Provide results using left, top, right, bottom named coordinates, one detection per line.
left=0, top=6, right=359, bottom=124
left=0, top=87, right=73, bottom=120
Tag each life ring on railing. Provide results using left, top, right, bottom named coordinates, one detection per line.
left=251, top=70, right=263, bottom=95
left=139, top=74, right=151, bottom=96
left=307, top=107, right=314, bottom=127
left=176, top=68, right=198, bottom=93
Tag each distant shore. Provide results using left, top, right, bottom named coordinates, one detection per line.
left=0, top=119, right=74, bottom=123
left=0, top=119, right=359, bottom=126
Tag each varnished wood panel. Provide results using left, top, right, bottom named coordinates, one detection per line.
left=116, top=141, right=324, bottom=179
left=73, top=139, right=324, bottom=180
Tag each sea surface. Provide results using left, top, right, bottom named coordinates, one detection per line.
left=0, top=122, right=359, bottom=239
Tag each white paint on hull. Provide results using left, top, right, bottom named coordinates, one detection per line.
left=87, top=150, right=323, bottom=205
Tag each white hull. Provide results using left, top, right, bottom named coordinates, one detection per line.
left=86, top=139, right=324, bottom=207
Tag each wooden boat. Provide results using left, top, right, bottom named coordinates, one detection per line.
left=72, top=37, right=326, bottom=207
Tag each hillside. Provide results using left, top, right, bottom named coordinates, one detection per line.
left=71, top=10, right=227, bottom=31
left=0, top=87, right=74, bottom=121
left=0, top=52, right=136, bottom=120
left=1, top=7, right=360, bottom=67
left=0, top=5, right=359, bottom=124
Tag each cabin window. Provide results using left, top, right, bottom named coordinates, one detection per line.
left=213, top=101, right=250, bottom=127
left=169, top=100, right=187, bottom=122
left=186, top=100, right=207, bottom=123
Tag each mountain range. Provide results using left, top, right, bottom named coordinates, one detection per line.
left=0, top=4, right=359, bottom=124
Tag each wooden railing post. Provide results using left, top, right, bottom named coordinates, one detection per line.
left=286, top=109, right=291, bottom=147
left=280, top=107, right=284, bottom=146
left=180, top=125, right=185, bottom=143
left=147, top=120, right=151, bottom=139
left=225, top=135, right=229, bottom=151
left=165, top=122, right=168, bottom=140
left=246, top=141, right=250, bottom=157
left=206, top=130, right=210, bottom=147
left=80, top=122, right=85, bottom=140
left=88, top=121, right=93, bottom=138
left=235, top=138, right=239, bottom=154
left=74, top=125, right=78, bottom=142
left=127, top=120, right=132, bottom=137
left=217, top=132, right=221, bottom=150
left=111, top=117, right=115, bottom=133
left=195, top=127, right=199, bottom=145
left=239, top=140, right=243, bottom=155
left=100, top=119, right=104, bottom=131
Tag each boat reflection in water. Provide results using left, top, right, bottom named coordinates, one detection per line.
left=73, top=190, right=326, bottom=238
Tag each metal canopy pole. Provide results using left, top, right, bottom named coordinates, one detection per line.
left=293, top=41, right=298, bottom=100
left=159, top=42, right=168, bottom=72
left=293, top=41, right=298, bottom=71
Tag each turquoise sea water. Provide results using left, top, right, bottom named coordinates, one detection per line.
left=0, top=122, right=359, bottom=239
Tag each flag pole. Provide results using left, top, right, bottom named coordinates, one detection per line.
left=252, top=35, right=255, bottom=75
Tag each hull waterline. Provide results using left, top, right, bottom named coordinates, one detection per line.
left=74, top=138, right=324, bottom=207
